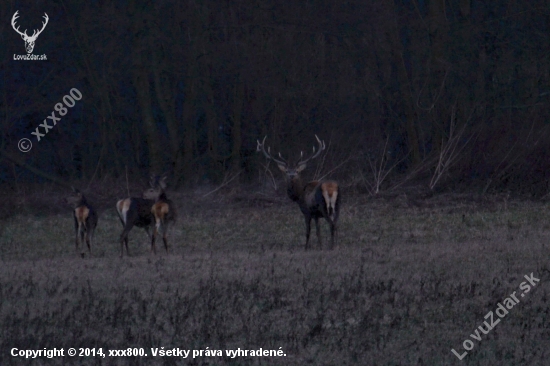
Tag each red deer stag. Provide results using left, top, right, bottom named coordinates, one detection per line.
left=257, top=135, right=340, bottom=250
left=116, top=174, right=176, bottom=257
left=65, top=188, right=98, bottom=256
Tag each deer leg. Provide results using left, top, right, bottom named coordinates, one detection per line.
left=162, top=237, right=168, bottom=252
left=321, top=215, right=336, bottom=250
left=120, top=237, right=125, bottom=258
left=86, top=224, right=93, bottom=254
left=304, top=215, right=312, bottom=250
left=332, top=203, right=339, bottom=249
left=123, top=235, right=131, bottom=257
left=124, top=237, right=129, bottom=257
left=330, top=221, right=336, bottom=250
left=119, top=233, right=125, bottom=258
left=120, top=226, right=131, bottom=258
left=74, top=229, right=79, bottom=252
left=151, top=233, right=156, bottom=254
left=151, top=224, right=158, bottom=254
left=314, top=217, right=322, bottom=249
left=73, top=216, right=79, bottom=251
left=78, top=224, right=86, bottom=254
left=162, top=221, right=169, bottom=253
left=82, top=223, right=89, bottom=255
left=87, top=230, right=91, bottom=254
left=85, top=235, right=91, bottom=254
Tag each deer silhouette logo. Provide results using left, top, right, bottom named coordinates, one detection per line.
left=11, top=11, right=49, bottom=54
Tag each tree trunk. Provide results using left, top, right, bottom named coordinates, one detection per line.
left=231, top=80, right=244, bottom=174
left=428, top=0, right=450, bottom=155
left=152, top=49, right=181, bottom=179
left=387, top=3, right=420, bottom=164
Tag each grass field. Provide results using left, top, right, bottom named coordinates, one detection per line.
left=0, top=191, right=549, bottom=365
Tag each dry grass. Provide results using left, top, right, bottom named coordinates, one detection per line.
left=0, top=192, right=549, bottom=365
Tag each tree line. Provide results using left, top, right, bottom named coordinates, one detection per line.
left=1, top=0, right=549, bottom=195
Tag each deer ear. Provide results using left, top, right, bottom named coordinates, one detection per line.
left=296, top=163, right=308, bottom=172
left=277, top=164, right=287, bottom=173
left=159, top=174, right=167, bottom=190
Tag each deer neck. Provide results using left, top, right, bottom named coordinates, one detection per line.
left=158, top=191, right=167, bottom=202
left=287, top=176, right=304, bottom=202
left=77, top=196, right=87, bottom=207
left=143, top=189, right=166, bottom=203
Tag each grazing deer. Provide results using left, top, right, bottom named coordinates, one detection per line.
left=257, top=135, right=340, bottom=250
left=65, top=188, right=98, bottom=256
left=116, top=174, right=176, bottom=257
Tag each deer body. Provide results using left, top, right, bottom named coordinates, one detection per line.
left=258, top=135, right=340, bottom=249
left=116, top=174, right=175, bottom=257
left=285, top=173, right=340, bottom=250
left=143, top=187, right=177, bottom=254
left=65, top=189, right=98, bottom=255
left=116, top=197, right=154, bottom=257
left=299, top=180, right=339, bottom=221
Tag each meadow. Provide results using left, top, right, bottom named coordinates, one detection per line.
left=0, top=189, right=549, bottom=365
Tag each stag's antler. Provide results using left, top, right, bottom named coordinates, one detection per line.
left=32, top=13, right=49, bottom=39
left=11, top=11, right=26, bottom=38
left=11, top=11, right=49, bottom=40
left=297, top=135, right=325, bottom=166
left=256, top=136, right=288, bottom=167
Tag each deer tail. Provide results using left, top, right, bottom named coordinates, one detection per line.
left=321, top=182, right=339, bottom=219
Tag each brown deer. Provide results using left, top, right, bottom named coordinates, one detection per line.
left=116, top=174, right=176, bottom=257
left=257, top=135, right=340, bottom=250
left=65, top=188, right=98, bottom=256
left=142, top=174, right=177, bottom=254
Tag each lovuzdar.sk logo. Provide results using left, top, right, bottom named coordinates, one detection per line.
left=11, top=10, right=48, bottom=60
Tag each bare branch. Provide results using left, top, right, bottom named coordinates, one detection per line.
left=202, top=170, right=242, bottom=197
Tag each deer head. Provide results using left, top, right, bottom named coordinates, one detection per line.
left=11, top=11, right=49, bottom=54
left=65, top=187, right=85, bottom=208
left=142, top=174, right=168, bottom=201
left=256, top=135, right=326, bottom=180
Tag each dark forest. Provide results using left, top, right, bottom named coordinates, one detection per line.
left=2, top=0, right=549, bottom=195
